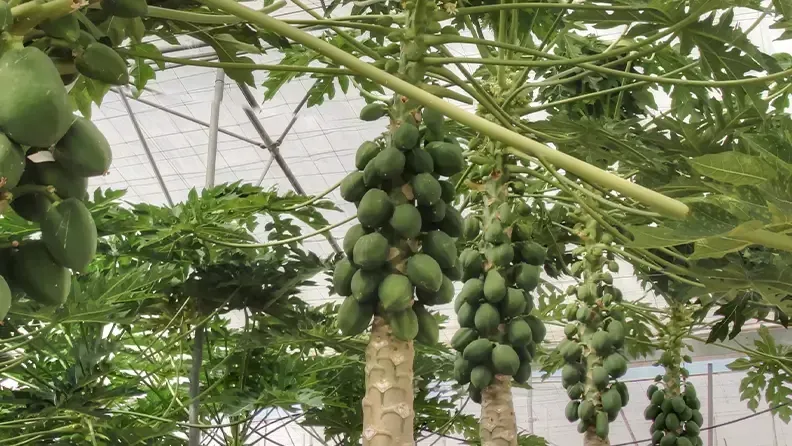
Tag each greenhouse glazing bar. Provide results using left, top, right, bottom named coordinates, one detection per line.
left=205, top=69, right=226, bottom=189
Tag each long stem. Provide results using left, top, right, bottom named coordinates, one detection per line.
left=290, top=0, right=381, bottom=60
left=198, top=215, right=355, bottom=248
left=196, top=0, right=689, bottom=219
left=455, top=2, right=658, bottom=14
left=270, top=179, right=342, bottom=211
left=146, top=1, right=285, bottom=23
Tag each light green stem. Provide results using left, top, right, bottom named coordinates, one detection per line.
left=198, top=215, right=356, bottom=248
left=455, top=2, right=656, bottom=14
left=195, top=0, right=689, bottom=219
left=146, top=2, right=286, bottom=24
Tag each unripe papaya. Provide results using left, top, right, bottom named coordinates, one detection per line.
left=332, top=258, right=357, bottom=296
left=470, top=364, right=493, bottom=389
left=355, top=141, right=382, bottom=170
left=421, top=230, right=456, bottom=269
left=12, top=241, right=71, bottom=306
left=338, top=295, right=373, bottom=335
left=406, top=253, right=443, bottom=292
left=0, top=47, right=73, bottom=147
left=343, top=224, right=366, bottom=258
left=414, top=304, right=439, bottom=345
left=378, top=274, right=413, bottom=312
left=359, top=103, right=387, bottom=121
left=483, top=269, right=506, bottom=303
left=0, top=134, right=25, bottom=190
left=33, top=162, right=88, bottom=200
left=76, top=43, right=130, bottom=86
left=40, top=198, right=98, bottom=272
left=39, top=14, right=80, bottom=42
left=0, top=276, right=11, bottom=320
left=53, top=117, right=113, bottom=177
left=389, top=308, right=419, bottom=341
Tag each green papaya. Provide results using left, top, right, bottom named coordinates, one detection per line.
left=474, top=303, right=500, bottom=334
left=389, top=308, right=419, bottom=341
left=406, top=253, right=443, bottom=292
left=483, top=220, right=507, bottom=244
left=338, top=295, right=373, bottom=335
left=660, top=434, right=677, bottom=446
left=0, top=276, right=11, bottom=320
left=492, top=344, right=520, bottom=375
left=12, top=241, right=71, bottom=305
left=451, top=328, right=478, bottom=352
left=567, top=383, right=585, bottom=400
left=417, top=275, right=453, bottom=305
left=566, top=401, right=581, bottom=422
left=352, top=232, right=389, bottom=270
left=591, top=331, right=613, bottom=356
left=514, top=263, right=540, bottom=293
left=601, top=388, right=623, bottom=415
left=340, top=171, right=367, bottom=202
left=411, top=172, right=442, bottom=206
left=483, top=269, right=507, bottom=303
left=685, top=420, right=700, bottom=435
left=373, top=146, right=406, bottom=180
left=419, top=200, right=446, bottom=223
left=514, top=360, right=532, bottom=384
left=424, top=141, right=464, bottom=176
left=52, top=117, right=113, bottom=177
left=592, top=366, right=609, bottom=390
left=389, top=204, right=421, bottom=239
left=351, top=269, right=382, bottom=303
left=507, top=319, right=532, bottom=346
left=561, top=341, right=582, bottom=362
left=645, top=405, right=661, bottom=420
left=518, top=241, right=546, bottom=265
left=462, top=216, right=480, bottom=241
left=607, top=320, right=626, bottom=349
left=676, top=438, right=692, bottom=446
left=485, top=243, right=514, bottom=267
left=453, top=356, right=472, bottom=384
left=651, top=389, right=665, bottom=406
left=603, top=353, right=628, bottom=378
left=355, top=141, right=382, bottom=170
left=0, top=47, right=73, bottom=147
left=457, top=302, right=476, bottom=328
left=0, top=134, right=25, bottom=190
left=76, top=42, right=129, bottom=85
left=459, top=278, right=484, bottom=305
left=332, top=258, right=357, bottom=296
left=414, top=304, right=439, bottom=345
left=10, top=193, right=51, bottom=223
left=438, top=206, right=463, bottom=238
left=665, top=413, right=680, bottom=430
left=525, top=315, right=546, bottom=344
left=459, top=248, right=483, bottom=281
left=462, top=338, right=493, bottom=363
left=439, top=179, right=455, bottom=203
left=595, top=411, right=609, bottom=439
left=691, top=410, right=703, bottom=426
left=357, top=188, right=393, bottom=228
left=378, top=274, right=413, bottom=312
left=393, top=123, right=420, bottom=150
left=422, top=107, right=444, bottom=141
left=34, top=162, right=88, bottom=199
left=405, top=147, right=434, bottom=174
left=562, top=364, right=582, bottom=387
left=470, top=364, right=493, bottom=389
left=578, top=400, right=595, bottom=421
left=421, top=230, right=456, bottom=268
left=102, top=0, right=149, bottom=17
left=40, top=198, right=97, bottom=272
left=671, top=396, right=687, bottom=414
left=39, top=14, right=80, bottom=42
left=343, top=224, right=366, bottom=258
left=615, top=381, right=630, bottom=406
left=501, top=288, right=527, bottom=316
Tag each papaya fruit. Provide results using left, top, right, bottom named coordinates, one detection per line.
left=39, top=14, right=80, bottom=42
left=483, top=269, right=506, bottom=303
left=485, top=244, right=514, bottom=268
left=501, top=288, right=527, bottom=316
left=483, top=220, right=507, bottom=244
left=419, top=200, right=446, bottom=223
left=34, top=162, right=88, bottom=199
left=0, top=134, right=25, bottom=190
left=591, top=331, right=613, bottom=356
left=652, top=431, right=664, bottom=445
left=378, top=274, right=413, bottom=312
left=332, top=258, right=357, bottom=296
left=459, top=278, right=484, bottom=305
left=660, top=433, right=677, bottom=446
left=357, top=188, right=393, bottom=228
left=406, top=253, right=443, bottom=292
left=102, top=0, right=148, bottom=17
left=463, top=338, right=493, bottom=363
left=474, top=303, right=500, bottom=334
left=665, top=412, right=680, bottom=430
left=340, top=171, right=367, bottom=202
left=562, top=364, right=582, bottom=387
left=40, top=198, right=97, bottom=272
left=438, top=206, right=463, bottom=238
left=439, top=179, right=455, bottom=203
left=592, top=366, right=609, bottom=390
left=76, top=42, right=129, bottom=86
left=389, top=307, right=419, bottom=341
left=691, top=410, right=703, bottom=426
left=338, top=295, right=373, bottom=335
left=351, top=269, right=382, bottom=303
left=451, top=328, right=478, bottom=352
left=355, top=141, right=382, bottom=170
left=685, top=420, right=700, bottom=435
left=514, top=360, right=532, bottom=384
left=10, top=194, right=51, bottom=223
left=453, top=356, right=472, bottom=384
left=373, top=146, right=406, bottom=180
left=12, top=241, right=71, bottom=305
left=0, top=276, right=11, bottom=320
left=470, top=364, right=493, bottom=389
left=671, top=396, right=687, bottom=414
left=362, top=154, right=381, bottom=186
left=421, top=230, right=456, bottom=268
left=525, top=315, right=546, bottom=344
left=561, top=341, right=582, bottom=362
left=514, top=263, right=540, bottom=293
left=680, top=406, right=693, bottom=421
left=359, top=103, right=387, bottom=121
left=387, top=203, right=421, bottom=239
left=393, top=123, right=420, bottom=150
left=601, top=388, right=623, bottom=415
left=0, top=47, right=73, bottom=147
left=414, top=304, right=439, bottom=345
left=507, top=319, right=532, bottom=347
left=492, top=344, right=520, bottom=375
left=645, top=405, right=661, bottom=420
left=405, top=147, right=434, bottom=174
left=518, top=241, right=546, bottom=265
left=577, top=400, right=595, bottom=421
left=661, top=398, right=674, bottom=414
left=565, top=401, right=581, bottom=422
left=607, top=320, right=626, bottom=349
left=411, top=172, right=442, bottom=206
left=52, top=117, right=112, bottom=177
left=462, top=216, right=480, bottom=241
left=422, top=107, right=444, bottom=142
left=425, top=141, right=464, bottom=176
left=352, top=232, right=389, bottom=270
left=343, top=224, right=366, bottom=258
left=676, top=438, right=692, bottom=446
left=457, top=302, right=476, bottom=328
left=459, top=248, right=483, bottom=281
left=604, top=353, right=628, bottom=378
left=615, top=381, right=630, bottom=406
left=417, top=275, right=453, bottom=305
left=595, top=411, right=609, bottom=439
left=567, top=383, right=585, bottom=400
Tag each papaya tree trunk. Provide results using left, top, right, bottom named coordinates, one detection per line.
left=362, top=316, right=414, bottom=446
left=480, top=375, right=517, bottom=446
left=584, top=429, right=610, bottom=446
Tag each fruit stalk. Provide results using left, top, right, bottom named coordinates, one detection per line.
left=480, top=375, right=517, bottom=446
left=362, top=316, right=415, bottom=446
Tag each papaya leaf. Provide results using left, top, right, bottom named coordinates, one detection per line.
left=689, top=151, right=775, bottom=186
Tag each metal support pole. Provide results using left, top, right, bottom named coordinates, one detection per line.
left=188, top=326, right=205, bottom=446
left=117, top=91, right=174, bottom=206
left=707, top=363, right=714, bottom=446
left=206, top=69, right=226, bottom=189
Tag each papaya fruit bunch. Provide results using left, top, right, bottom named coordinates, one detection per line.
left=449, top=166, right=547, bottom=403
left=333, top=104, right=466, bottom=342
left=559, top=214, right=629, bottom=440
left=645, top=307, right=703, bottom=446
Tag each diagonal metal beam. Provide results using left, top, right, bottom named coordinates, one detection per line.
left=205, top=69, right=226, bottom=189
left=236, top=82, right=342, bottom=254
left=117, top=91, right=174, bottom=206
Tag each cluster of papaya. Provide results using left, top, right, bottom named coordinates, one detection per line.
left=560, top=215, right=629, bottom=440
left=449, top=171, right=547, bottom=403
left=645, top=381, right=703, bottom=446
left=0, top=3, right=133, bottom=316
left=334, top=105, right=466, bottom=342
